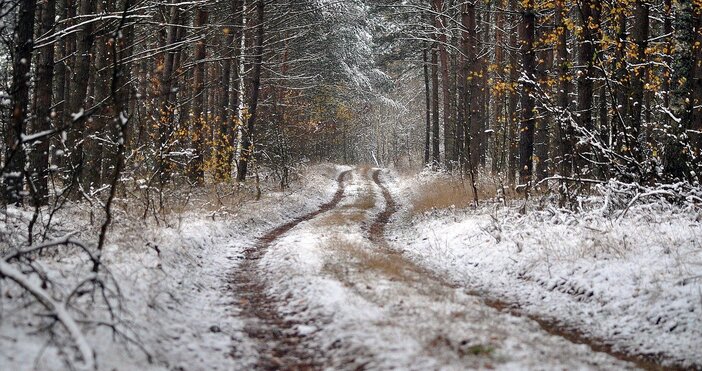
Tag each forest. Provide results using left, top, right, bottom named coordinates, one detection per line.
left=1, top=0, right=701, bottom=369
left=1, top=0, right=702, bottom=205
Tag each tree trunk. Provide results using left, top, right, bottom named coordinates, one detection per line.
left=690, top=2, right=702, bottom=157
left=431, top=39, right=441, bottom=167
left=66, top=0, right=96, bottom=197
left=614, top=7, right=628, bottom=145
left=507, top=0, right=518, bottom=184
left=463, top=2, right=478, bottom=172
left=575, top=0, right=600, bottom=176
left=29, top=0, right=56, bottom=205
left=3, top=0, right=37, bottom=205
left=157, top=2, right=181, bottom=184
left=534, top=27, right=551, bottom=183
left=664, top=0, right=695, bottom=179
left=54, top=0, right=68, bottom=129
left=630, top=0, right=649, bottom=159
left=518, top=0, right=536, bottom=186
left=433, top=0, right=454, bottom=167
left=455, top=11, right=466, bottom=169
left=478, top=5, right=490, bottom=168
left=230, top=2, right=244, bottom=175
left=237, top=0, right=265, bottom=181
left=662, top=0, right=672, bottom=129
left=423, top=45, right=431, bottom=166
left=493, top=2, right=505, bottom=174
left=554, top=0, right=572, bottom=177
left=214, top=0, right=241, bottom=181
left=83, top=0, right=113, bottom=192
left=189, top=9, right=209, bottom=184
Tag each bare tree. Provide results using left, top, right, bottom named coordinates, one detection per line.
left=237, top=0, right=265, bottom=181
left=3, top=0, right=37, bottom=205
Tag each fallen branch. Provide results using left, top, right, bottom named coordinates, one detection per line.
left=617, top=189, right=680, bottom=221
left=4, top=233, right=98, bottom=267
left=0, top=260, right=96, bottom=370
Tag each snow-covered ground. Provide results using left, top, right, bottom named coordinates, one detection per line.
left=258, top=167, right=635, bottom=369
left=3, top=164, right=699, bottom=370
left=387, top=170, right=702, bottom=369
left=0, top=164, right=343, bottom=370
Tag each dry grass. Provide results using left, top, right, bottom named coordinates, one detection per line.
left=410, top=170, right=531, bottom=213
left=411, top=177, right=477, bottom=214
left=356, top=164, right=373, bottom=177
left=323, top=238, right=409, bottom=281
left=340, top=191, right=376, bottom=211
left=317, top=211, right=367, bottom=226
left=362, top=252, right=407, bottom=279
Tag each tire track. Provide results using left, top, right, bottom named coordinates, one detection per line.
left=230, top=170, right=350, bottom=370
left=371, top=169, right=686, bottom=371
left=369, top=169, right=397, bottom=247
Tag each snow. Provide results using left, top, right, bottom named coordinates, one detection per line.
left=21, top=129, right=54, bottom=143
left=71, top=109, right=85, bottom=121
left=256, top=168, right=635, bottom=369
left=0, top=163, right=344, bottom=370
left=2, top=164, right=699, bottom=369
left=387, top=170, right=702, bottom=368
left=0, top=260, right=95, bottom=370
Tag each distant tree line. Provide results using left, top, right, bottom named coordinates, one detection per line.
left=374, top=0, right=702, bottom=195
left=2, top=0, right=701, bottom=210
left=0, top=0, right=380, bottom=210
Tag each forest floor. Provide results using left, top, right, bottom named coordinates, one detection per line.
left=1, top=164, right=701, bottom=370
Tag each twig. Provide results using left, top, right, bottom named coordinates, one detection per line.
left=3, top=233, right=96, bottom=265
left=0, top=261, right=95, bottom=370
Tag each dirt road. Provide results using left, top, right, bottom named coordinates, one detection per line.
left=231, top=167, right=669, bottom=370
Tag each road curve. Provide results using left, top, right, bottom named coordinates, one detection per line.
left=230, top=170, right=350, bottom=370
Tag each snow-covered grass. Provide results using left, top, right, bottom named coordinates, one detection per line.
left=0, top=163, right=343, bottom=370
left=409, top=176, right=476, bottom=214
left=258, top=168, right=634, bottom=369
left=4, top=164, right=697, bottom=369
left=388, top=169, right=702, bottom=368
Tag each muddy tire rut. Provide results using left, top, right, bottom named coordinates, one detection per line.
left=229, top=167, right=687, bottom=370
left=368, top=169, right=685, bottom=371
left=230, top=170, right=350, bottom=370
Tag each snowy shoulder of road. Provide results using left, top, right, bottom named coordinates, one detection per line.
left=387, top=170, right=702, bottom=368
left=0, top=163, right=346, bottom=370
left=258, top=168, right=633, bottom=370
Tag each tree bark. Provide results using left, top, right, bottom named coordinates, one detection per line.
left=214, top=0, right=241, bottom=181
left=189, top=9, right=209, bottom=184
left=518, top=0, right=536, bottom=186
left=237, top=0, right=265, bottom=181
left=664, top=0, right=695, bottom=179
left=423, top=45, right=431, bottom=166
left=157, top=2, right=181, bottom=184
left=66, top=0, right=96, bottom=197
left=29, top=0, right=56, bottom=205
left=463, top=1, right=477, bottom=173
left=433, top=0, right=454, bottom=167
left=690, top=2, right=702, bottom=156
left=506, top=0, right=518, bottom=184
left=534, top=25, right=552, bottom=183
left=575, top=0, right=600, bottom=176
left=3, top=0, right=37, bottom=205
left=630, top=0, right=649, bottom=159
left=431, top=39, right=441, bottom=167
left=553, top=0, right=572, bottom=177
left=83, top=0, right=113, bottom=191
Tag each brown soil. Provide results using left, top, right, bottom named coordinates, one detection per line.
left=229, top=170, right=351, bottom=370
left=370, top=169, right=693, bottom=371
left=369, top=169, right=396, bottom=247
left=229, top=168, right=696, bottom=370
